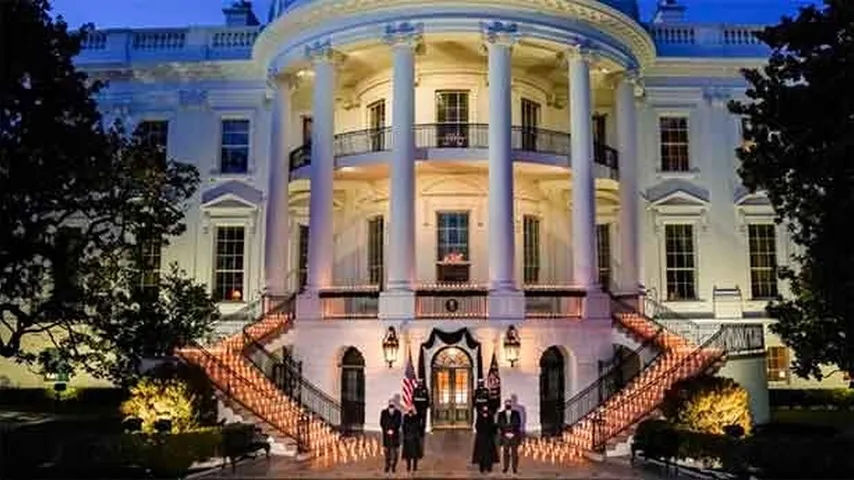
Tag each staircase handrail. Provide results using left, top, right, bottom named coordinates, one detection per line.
left=177, top=341, right=307, bottom=445
left=562, top=298, right=667, bottom=430
left=240, top=292, right=343, bottom=428
left=636, top=289, right=706, bottom=346
left=590, top=322, right=765, bottom=451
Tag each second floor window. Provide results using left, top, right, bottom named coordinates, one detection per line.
left=748, top=224, right=778, bottom=299
left=138, top=235, right=162, bottom=297
left=436, top=91, right=469, bottom=147
left=523, top=215, right=540, bottom=284
left=136, top=120, right=169, bottom=151
left=220, top=119, right=250, bottom=174
left=436, top=212, right=469, bottom=262
left=213, top=226, right=245, bottom=302
left=664, top=224, right=697, bottom=300
left=521, top=99, right=540, bottom=151
left=368, top=100, right=386, bottom=152
left=659, top=116, right=690, bottom=172
left=597, top=224, right=611, bottom=289
left=298, top=225, right=309, bottom=289
left=367, top=216, right=384, bottom=286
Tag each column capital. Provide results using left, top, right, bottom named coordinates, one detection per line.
left=384, top=21, right=424, bottom=49
left=266, top=68, right=299, bottom=91
left=481, top=21, right=519, bottom=48
left=304, top=39, right=345, bottom=66
left=565, top=41, right=599, bottom=63
left=609, top=68, right=645, bottom=98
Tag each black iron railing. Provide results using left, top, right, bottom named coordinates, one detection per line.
left=288, top=123, right=619, bottom=179
left=240, top=298, right=346, bottom=434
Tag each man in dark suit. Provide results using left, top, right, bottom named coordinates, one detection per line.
left=496, top=399, right=522, bottom=474
left=473, top=379, right=489, bottom=415
left=380, top=401, right=402, bottom=473
left=412, top=379, right=430, bottom=438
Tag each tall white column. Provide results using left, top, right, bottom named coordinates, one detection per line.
left=486, top=23, right=517, bottom=292
left=616, top=72, right=640, bottom=295
left=568, top=46, right=598, bottom=290
left=483, top=21, right=524, bottom=321
left=379, top=23, right=421, bottom=321
left=386, top=24, right=419, bottom=292
left=305, top=42, right=335, bottom=293
left=263, top=74, right=292, bottom=297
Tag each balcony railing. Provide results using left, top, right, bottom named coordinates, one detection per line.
left=288, top=124, right=619, bottom=180
left=415, top=285, right=489, bottom=319
left=650, top=23, right=769, bottom=57
left=523, top=285, right=585, bottom=319
left=319, top=286, right=380, bottom=319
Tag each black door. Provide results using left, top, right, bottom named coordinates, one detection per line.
left=539, top=346, right=565, bottom=437
left=340, top=347, right=365, bottom=434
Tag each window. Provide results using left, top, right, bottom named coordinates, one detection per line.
left=213, top=226, right=245, bottom=302
left=302, top=116, right=313, bottom=145
left=593, top=114, right=607, bottom=145
left=436, top=91, right=469, bottom=147
left=138, top=235, right=162, bottom=296
left=220, top=119, right=250, bottom=174
left=766, top=346, right=790, bottom=382
left=521, top=99, right=540, bottom=151
left=136, top=120, right=169, bottom=150
left=298, top=225, right=309, bottom=289
left=368, top=100, right=386, bottom=151
left=523, top=215, right=541, bottom=284
left=597, top=224, right=611, bottom=288
left=436, top=212, right=470, bottom=283
left=367, top=216, right=384, bottom=286
left=659, top=116, right=690, bottom=172
left=748, top=224, right=778, bottom=299
left=437, top=212, right=470, bottom=262
left=664, top=224, right=697, bottom=300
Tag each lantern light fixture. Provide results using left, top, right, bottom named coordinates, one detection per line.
left=382, top=326, right=400, bottom=368
left=504, top=325, right=521, bottom=368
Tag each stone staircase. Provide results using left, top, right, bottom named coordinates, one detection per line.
left=523, top=295, right=731, bottom=465
left=176, top=301, right=380, bottom=464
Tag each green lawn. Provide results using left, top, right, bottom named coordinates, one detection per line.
left=771, top=408, right=854, bottom=429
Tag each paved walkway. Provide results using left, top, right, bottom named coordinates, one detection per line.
left=201, top=431, right=665, bottom=479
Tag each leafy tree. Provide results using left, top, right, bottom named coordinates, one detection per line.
left=661, top=375, right=752, bottom=436
left=729, top=0, right=854, bottom=381
left=0, top=0, right=217, bottom=384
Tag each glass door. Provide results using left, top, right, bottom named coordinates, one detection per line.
left=431, top=347, right=473, bottom=429
left=521, top=98, right=540, bottom=151
left=436, top=91, right=469, bottom=147
left=368, top=100, right=385, bottom=151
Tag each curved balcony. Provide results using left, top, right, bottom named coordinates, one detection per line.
left=288, top=123, right=619, bottom=181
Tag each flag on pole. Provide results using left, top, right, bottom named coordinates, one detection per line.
left=402, top=346, right=418, bottom=410
left=487, top=351, right=501, bottom=400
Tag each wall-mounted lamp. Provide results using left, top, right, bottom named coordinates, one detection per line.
left=382, top=326, right=400, bottom=368
left=503, top=325, right=521, bottom=368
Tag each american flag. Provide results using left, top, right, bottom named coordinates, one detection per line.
left=487, top=352, right=501, bottom=397
left=401, top=347, right=418, bottom=410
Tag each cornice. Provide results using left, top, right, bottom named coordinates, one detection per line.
left=83, top=60, right=266, bottom=83
left=255, top=0, right=655, bottom=71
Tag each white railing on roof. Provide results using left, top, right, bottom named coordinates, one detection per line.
left=650, top=23, right=768, bottom=55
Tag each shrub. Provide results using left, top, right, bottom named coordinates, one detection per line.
left=0, top=387, right=127, bottom=415
left=769, top=388, right=854, bottom=409
left=147, top=360, right=218, bottom=426
left=222, top=422, right=263, bottom=461
left=120, top=378, right=197, bottom=433
left=662, top=375, right=752, bottom=435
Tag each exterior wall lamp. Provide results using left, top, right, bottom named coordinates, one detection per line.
left=503, top=325, right=521, bottom=368
left=382, top=326, right=400, bottom=368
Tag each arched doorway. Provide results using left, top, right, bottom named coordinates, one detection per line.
left=340, top=347, right=365, bottom=434
left=539, top=346, right=565, bottom=437
left=431, top=346, right=473, bottom=429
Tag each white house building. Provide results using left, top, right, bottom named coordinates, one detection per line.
left=2, top=0, right=849, bottom=457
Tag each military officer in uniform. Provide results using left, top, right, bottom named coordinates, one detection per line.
left=473, top=378, right=490, bottom=415
left=412, top=379, right=430, bottom=438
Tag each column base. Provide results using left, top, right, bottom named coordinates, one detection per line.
left=295, top=291, right=322, bottom=321
left=583, top=289, right=611, bottom=321
left=488, top=289, right=525, bottom=322
left=379, top=290, right=415, bottom=321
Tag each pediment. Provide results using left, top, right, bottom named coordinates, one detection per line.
left=201, top=181, right=263, bottom=211
left=734, top=186, right=772, bottom=207
left=646, top=180, right=710, bottom=209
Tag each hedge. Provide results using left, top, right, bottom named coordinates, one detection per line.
left=632, top=419, right=854, bottom=479
left=0, top=387, right=128, bottom=414
left=769, top=388, right=854, bottom=409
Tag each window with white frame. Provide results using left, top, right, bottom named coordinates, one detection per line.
left=367, top=216, right=384, bottom=286
left=664, top=224, right=697, bottom=300
left=220, top=119, right=250, bottom=174
left=213, top=226, right=245, bottom=301
left=436, top=91, right=469, bottom=147
left=659, top=116, right=690, bottom=172
left=136, top=120, right=169, bottom=150
left=138, top=234, right=162, bottom=296
left=368, top=100, right=386, bottom=152
left=523, top=215, right=540, bottom=284
left=597, top=224, right=611, bottom=289
left=766, top=346, right=789, bottom=382
left=748, top=224, right=778, bottom=299
left=436, top=212, right=469, bottom=262
left=521, top=99, right=540, bottom=151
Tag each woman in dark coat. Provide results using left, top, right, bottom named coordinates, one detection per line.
left=472, top=405, right=497, bottom=473
left=402, top=407, right=423, bottom=472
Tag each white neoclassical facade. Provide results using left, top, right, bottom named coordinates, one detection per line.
left=3, top=0, right=849, bottom=436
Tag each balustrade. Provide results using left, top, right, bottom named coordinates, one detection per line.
left=523, top=286, right=585, bottom=319
left=414, top=286, right=489, bottom=319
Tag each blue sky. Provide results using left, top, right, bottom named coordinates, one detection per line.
left=50, top=0, right=819, bottom=29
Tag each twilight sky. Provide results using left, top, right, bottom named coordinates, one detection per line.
left=50, top=0, right=819, bottom=29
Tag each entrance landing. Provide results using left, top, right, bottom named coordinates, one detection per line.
left=199, top=431, right=665, bottom=479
